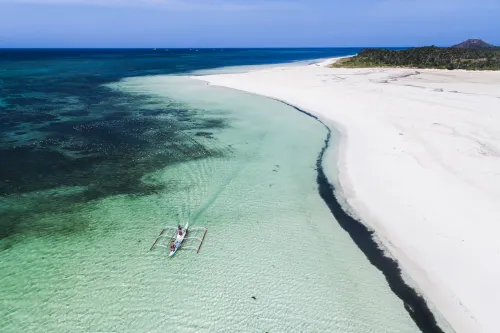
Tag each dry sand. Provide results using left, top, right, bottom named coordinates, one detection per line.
left=192, top=61, right=500, bottom=333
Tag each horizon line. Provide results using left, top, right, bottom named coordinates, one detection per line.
left=0, top=46, right=436, bottom=50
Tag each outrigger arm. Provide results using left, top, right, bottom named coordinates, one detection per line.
left=150, top=225, right=207, bottom=254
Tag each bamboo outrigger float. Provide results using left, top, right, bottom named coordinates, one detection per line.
left=150, top=221, right=208, bottom=257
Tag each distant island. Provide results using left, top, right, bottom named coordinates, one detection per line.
left=332, top=39, right=500, bottom=70
left=452, top=39, right=493, bottom=49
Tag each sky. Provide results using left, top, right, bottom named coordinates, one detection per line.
left=0, top=0, right=499, bottom=48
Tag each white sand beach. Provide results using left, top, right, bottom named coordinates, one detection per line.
left=192, top=61, right=500, bottom=333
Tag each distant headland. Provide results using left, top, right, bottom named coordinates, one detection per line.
left=451, top=39, right=494, bottom=49
left=331, top=39, right=499, bottom=70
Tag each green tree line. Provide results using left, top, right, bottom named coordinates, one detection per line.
left=331, top=46, right=500, bottom=70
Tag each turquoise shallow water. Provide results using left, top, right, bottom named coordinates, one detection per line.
left=1, top=73, right=422, bottom=332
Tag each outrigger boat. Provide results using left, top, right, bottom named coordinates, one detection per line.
left=150, top=221, right=207, bottom=257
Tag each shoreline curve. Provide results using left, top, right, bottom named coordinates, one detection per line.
left=278, top=99, right=445, bottom=333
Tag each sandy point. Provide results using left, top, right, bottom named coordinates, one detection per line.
left=191, top=59, right=500, bottom=333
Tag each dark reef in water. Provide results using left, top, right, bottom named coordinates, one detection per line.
left=279, top=101, right=445, bottom=333
left=0, top=74, right=228, bottom=240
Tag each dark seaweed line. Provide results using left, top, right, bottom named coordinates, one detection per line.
left=278, top=100, right=445, bottom=333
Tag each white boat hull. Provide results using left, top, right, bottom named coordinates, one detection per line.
left=169, top=221, right=188, bottom=257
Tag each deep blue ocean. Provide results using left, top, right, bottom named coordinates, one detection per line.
left=0, top=48, right=360, bottom=238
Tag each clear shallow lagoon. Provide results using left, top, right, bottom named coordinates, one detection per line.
left=1, top=49, right=420, bottom=332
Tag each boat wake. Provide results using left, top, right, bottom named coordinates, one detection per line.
left=190, top=133, right=267, bottom=224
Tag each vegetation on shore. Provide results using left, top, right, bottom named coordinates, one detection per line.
left=331, top=41, right=500, bottom=70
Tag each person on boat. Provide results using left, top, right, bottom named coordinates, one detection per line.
left=170, top=242, right=176, bottom=251
left=177, top=224, right=183, bottom=236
